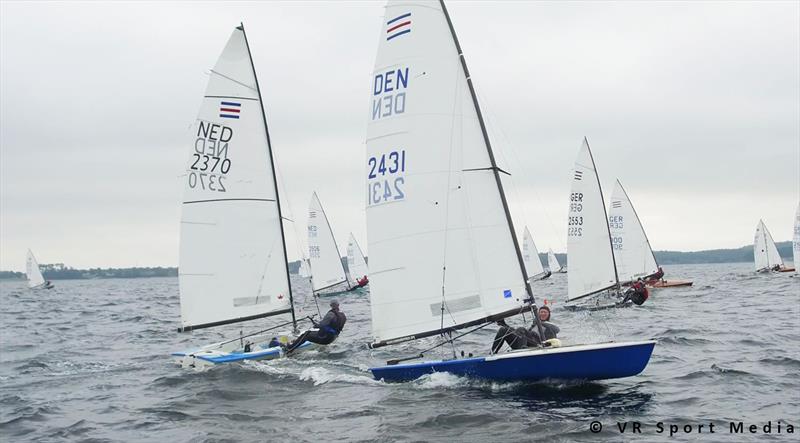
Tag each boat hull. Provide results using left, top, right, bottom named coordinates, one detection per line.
left=370, top=340, right=655, bottom=382
left=172, top=334, right=313, bottom=370
left=648, top=279, right=693, bottom=288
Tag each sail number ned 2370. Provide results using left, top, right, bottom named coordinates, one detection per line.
left=367, top=150, right=406, bottom=206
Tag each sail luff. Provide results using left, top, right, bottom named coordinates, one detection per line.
left=616, top=180, right=659, bottom=271
left=587, top=140, right=619, bottom=287
left=240, top=23, right=296, bottom=329
left=437, top=0, right=543, bottom=339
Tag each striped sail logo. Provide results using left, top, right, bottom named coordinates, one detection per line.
left=220, top=101, right=241, bottom=119
left=386, top=13, right=411, bottom=41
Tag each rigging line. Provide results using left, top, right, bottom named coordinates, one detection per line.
left=476, top=90, right=566, bottom=251
left=209, top=315, right=316, bottom=348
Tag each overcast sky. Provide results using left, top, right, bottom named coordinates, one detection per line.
left=1, top=1, right=798, bottom=271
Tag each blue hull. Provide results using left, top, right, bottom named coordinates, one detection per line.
left=370, top=341, right=655, bottom=382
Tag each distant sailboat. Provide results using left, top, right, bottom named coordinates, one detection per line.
left=753, top=219, right=791, bottom=273
left=26, top=250, right=53, bottom=290
left=308, top=192, right=354, bottom=296
left=364, top=0, right=654, bottom=383
left=546, top=248, right=565, bottom=274
left=522, top=227, right=550, bottom=281
left=794, top=204, right=800, bottom=274
left=608, top=180, right=692, bottom=288
left=298, top=258, right=311, bottom=278
left=346, top=233, right=369, bottom=288
left=565, top=139, right=649, bottom=310
left=172, top=25, right=312, bottom=369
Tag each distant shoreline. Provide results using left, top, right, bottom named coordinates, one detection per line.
left=1, top=241, right=794, bottom=280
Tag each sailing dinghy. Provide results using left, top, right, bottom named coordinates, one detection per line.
left=547, top=248, right=565, bottom=273
left=172, top=25, right=313, bottom=369
left=308, top=192, right=358, bottom=296
left=365, top=0, right=654, bottom=383
left=608, top=180, right=692, bottom=288
left=26, top=250, right=53, bottom=290
left=563, top=139, right=651, bottom=311
left=753, top=219, right=792, bottom=273
left=346, top=233, right=369, bottom=288
left=522, top=227, right=551, bottom=281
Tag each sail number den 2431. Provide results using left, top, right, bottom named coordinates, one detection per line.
left=188, top=121, right=233, bottom=192
left=367, top=150, right=406, bottom=206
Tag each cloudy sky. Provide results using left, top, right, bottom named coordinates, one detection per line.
left=1, top=1, right=798, bottom=271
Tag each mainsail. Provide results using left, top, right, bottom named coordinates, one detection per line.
left=608, top=179, right=659, bottom=284
left=178, top=26, right=294, bottom=332
left=547, top=248, right=561, bottom=273
left=347, top=233, right=369, bottom=284
left=365, top=0, right=534, bottom=346
left=522, top=227, right=546, bottom=279
left=753, top=219, right=783, bottom=271
left=566, top=139, right=618, bottom=302
left=25, top=250, right=46, bottom=289
left=794, top=204, right=800, bottom=273
left=308, top=192, right=350, bottom=294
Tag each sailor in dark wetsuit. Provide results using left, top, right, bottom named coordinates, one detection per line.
left=285, top=300, right=347, bottom=353
left=491, top=319, right=540, bottom=354
left=620, top=279, right=649, bottom=306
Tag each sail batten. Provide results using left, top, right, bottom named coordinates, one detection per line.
left=365, top=0, right=532, bottom=345
left=178, top=26, right=292, bottom=331
left=608, top=180, right=659, bottom=284
left=567, top=139, right=618, bottom=302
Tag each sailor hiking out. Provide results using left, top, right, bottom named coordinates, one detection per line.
left=285, top=300, right=346, bottom=353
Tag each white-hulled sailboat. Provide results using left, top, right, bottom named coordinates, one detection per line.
left=522, top=227, right=550, bottom=281
left=547, top=248, right=565, bottom=273
left=346, top=233, right=369, bottom=288
left=793, top=204, right=800, bottom=274
left=608, top=180, right=692, bottom=288
left=26, top=250, right=53, bottom=290
left=365, top=0, right=654, bottom=383
left=308, top=192, right=357, bottom=296
left=753, top=219, right=791, bottom=273
left=172, top=25, right=312, bottom=369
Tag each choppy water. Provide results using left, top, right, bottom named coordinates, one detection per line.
left=1, top=263, right=798, bottom=442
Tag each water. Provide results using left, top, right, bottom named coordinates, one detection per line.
left=1, top=263, right=798, bottom=442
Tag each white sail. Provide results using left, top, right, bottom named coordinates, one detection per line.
left=546, top=248, right=561, bottom=273
left=347, top=233, right=369, bottom=284
left=365, top=0, right=528, bottom=345
left=25, top=250, right=46, bottom=289
left=567, top=139, right=618, bottom=302
left=522, top=227, right=546, bottom=279
left=308, top=192, right=349, bottom=293
left=793, top=204, right=800, bottom=273
left=608, top=180, right=659, bottom=284
left=178, top=27, right=291, bottom=331
left=753, top=219, right=783, bottom=271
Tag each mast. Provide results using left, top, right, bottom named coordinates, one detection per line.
left=438, top=0, right=545, bottom=340
left=240, top=23, right=296, bottom=330
left=586, top=138, right=620, bottom=289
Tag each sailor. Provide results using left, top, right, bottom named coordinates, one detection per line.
left=285, top=300, right=347, bottom=353
left=647, top=266, right=665, bottom=283
left=491, top=319, right=539, bottom=354
left=620, top=279, right=649, bottom=306
left=536, top=306, right=560, bottom=340
left=357, top=275, right=369, bottom=287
